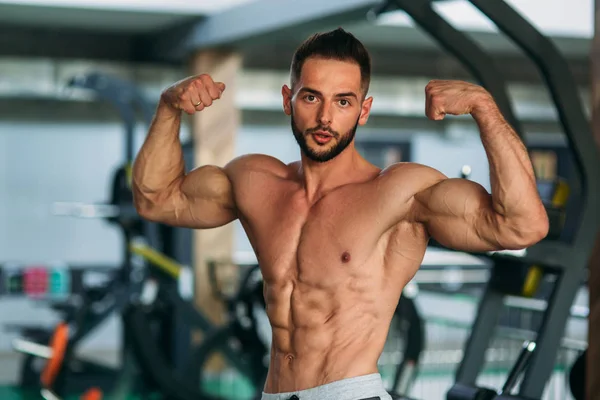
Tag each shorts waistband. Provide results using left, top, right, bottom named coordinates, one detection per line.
left=260, top=373, right=392, bottom=400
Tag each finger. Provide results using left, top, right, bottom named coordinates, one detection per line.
left=425, top=94, right=439, bottom=120
left=197, top=83, right=213, bottom=107
left=216, top=82, right=226, bottom=96
left=204, top=79, right=222, bottom=100
left=205, top=83, right=221, bottom=100
left=432, top=99, right=446, bottom=120
left=189, top=91, right=202, bottom=109
left=426, top=95, right=445, bottom=121
left=199, top=75, right=226, bottom=99
left=198, top=75, right=220, bottom=100
left=425, top=90, right=432, bottom=119
left=193, top=79, right=214, bottom=107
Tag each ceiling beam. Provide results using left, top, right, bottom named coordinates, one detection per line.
left=148, top=0, right=380, bottom=62
left=0, top=23, right=141, bottom=62
left=239, top=44, right=591, bottom=86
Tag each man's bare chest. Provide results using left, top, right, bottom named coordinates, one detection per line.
left=237, top=185, right=395, bottom=284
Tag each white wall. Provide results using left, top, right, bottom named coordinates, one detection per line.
left=412, top=129, right=491, bottom=191
left=0, top=121, right=125, bottom=264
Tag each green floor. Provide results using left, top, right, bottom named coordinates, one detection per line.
left=0, top=366, right=572, bottom=400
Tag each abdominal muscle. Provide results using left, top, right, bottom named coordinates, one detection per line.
left=262, top=273, right=397, bottom=393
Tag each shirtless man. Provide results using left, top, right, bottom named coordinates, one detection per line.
left=132, top=28, right=549, bottom=400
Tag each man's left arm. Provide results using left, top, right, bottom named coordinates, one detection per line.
left=412, top=80, right=549, bottom=252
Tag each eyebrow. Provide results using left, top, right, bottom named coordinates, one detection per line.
left=300, top=87, right=358, bottom=99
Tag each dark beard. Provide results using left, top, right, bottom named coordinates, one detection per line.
left=291, top=113, right=358, bottom=163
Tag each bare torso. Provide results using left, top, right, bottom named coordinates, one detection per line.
left=230, top=155, right=430, bottom=393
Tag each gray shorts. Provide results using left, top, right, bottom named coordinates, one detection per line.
left=260, top=373, right=393, bottom=400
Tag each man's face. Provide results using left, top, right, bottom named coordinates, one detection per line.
left=283, top=57, right=373, bottom=163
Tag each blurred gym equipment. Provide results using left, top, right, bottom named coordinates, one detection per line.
left=11, top=72, right=192, bottom=399
left=367, top=0, right=599, bottom=398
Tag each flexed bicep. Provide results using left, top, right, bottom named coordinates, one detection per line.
left=136, top=164, right=237, bottom=229
left=412, top=177, right=508, bottom=252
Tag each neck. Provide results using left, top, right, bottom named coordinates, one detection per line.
left=297, top=143, right=369, bottom=202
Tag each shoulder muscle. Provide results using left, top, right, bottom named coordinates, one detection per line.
left=224, top=153, right=289, bottom=181
left=379, top=162, right=447, bottom=202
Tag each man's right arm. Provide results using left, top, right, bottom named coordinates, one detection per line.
left=132, top=75, right=236, bottom=229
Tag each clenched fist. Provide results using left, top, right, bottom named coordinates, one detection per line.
left=161, top=74, right=226, bottom=115
left=425, top=80, right=493, bottom=121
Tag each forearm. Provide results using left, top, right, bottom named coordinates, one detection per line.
left=132, top=98, right=185, bottom=211
left=472, top=101, right=542, bottom=220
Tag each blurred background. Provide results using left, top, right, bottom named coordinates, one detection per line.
left=0, top=1, right=595, bottom=400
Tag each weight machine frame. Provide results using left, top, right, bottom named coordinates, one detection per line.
left=370, top=0, right=600, bottom=397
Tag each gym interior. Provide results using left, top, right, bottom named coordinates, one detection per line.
left=0, top=1, right=598, bottom=399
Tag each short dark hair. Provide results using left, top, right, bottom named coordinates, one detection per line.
left=290, top=28, right=371, bottom=96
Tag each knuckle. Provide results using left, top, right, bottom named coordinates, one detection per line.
left=199, top=74, right=213, bottom=83
left=193, top=78, right=204, bottom=89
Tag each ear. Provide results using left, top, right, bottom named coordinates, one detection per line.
left=282, top=85, right=292, bottom=115
left=358, top=96, right=373, bottom=126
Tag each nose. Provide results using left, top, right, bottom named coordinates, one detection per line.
left=318, top=102, right=332, bottom=126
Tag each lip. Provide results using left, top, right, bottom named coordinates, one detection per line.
left=313, top=131, right=332, bottom=137
left=312, top=132, right=333, bottom=144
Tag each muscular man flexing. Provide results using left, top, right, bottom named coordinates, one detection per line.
left=132, top=28, right=549, bottom=400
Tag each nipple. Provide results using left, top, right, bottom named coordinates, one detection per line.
left=341, top=252, right=351, bottom=263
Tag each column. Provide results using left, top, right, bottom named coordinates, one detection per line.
left=188, top=50, right=241, bottom=325
left=589, top=3, right=600, bottom=398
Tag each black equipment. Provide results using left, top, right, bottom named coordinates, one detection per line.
left=12, top=72, right=159, bottom=400
left=389, top=287, right=425, bottom=398
left=124, top=249, right=268, bottom=400
left=568, top=348, right=586, bottom=400
left=367, top=0, right=599, bottom=399
left=37, top=72, right=270, bottom=400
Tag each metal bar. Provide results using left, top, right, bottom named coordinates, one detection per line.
left=52, top=202, right=120, bottom=218
left=41, top=389, right=61, bottom=400
left=12, top=339, right=53, bottom=359
left=393, top=0, right=522, bottom=136
left=460, top=2, right=599, bottom=396
left=130, top=243, right=182, bottom=279
left=503, top=295, right=588, bottom=319
left=454, top=286, right=504, bottom=384
left=468, top=0, right=600, bottom=257
left=500, top=341, right=536, bottom=394
left=518, top=272, right=582, bottom=396
left=494, top=241, right=574, bottom=270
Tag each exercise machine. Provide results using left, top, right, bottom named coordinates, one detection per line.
left=389, top=286, right=425, bottom=397
left=46, top=72, right=271, bottom=400
left=12, top=72, right=167, bottom=399
left=442, top=1, right=598, bottom=398
left=369, top=0, right=600, bottom=399
left=124, top=247, right=269, bottom=400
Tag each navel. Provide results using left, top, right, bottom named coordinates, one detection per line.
left=341, top=251, right=351, bottom=263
